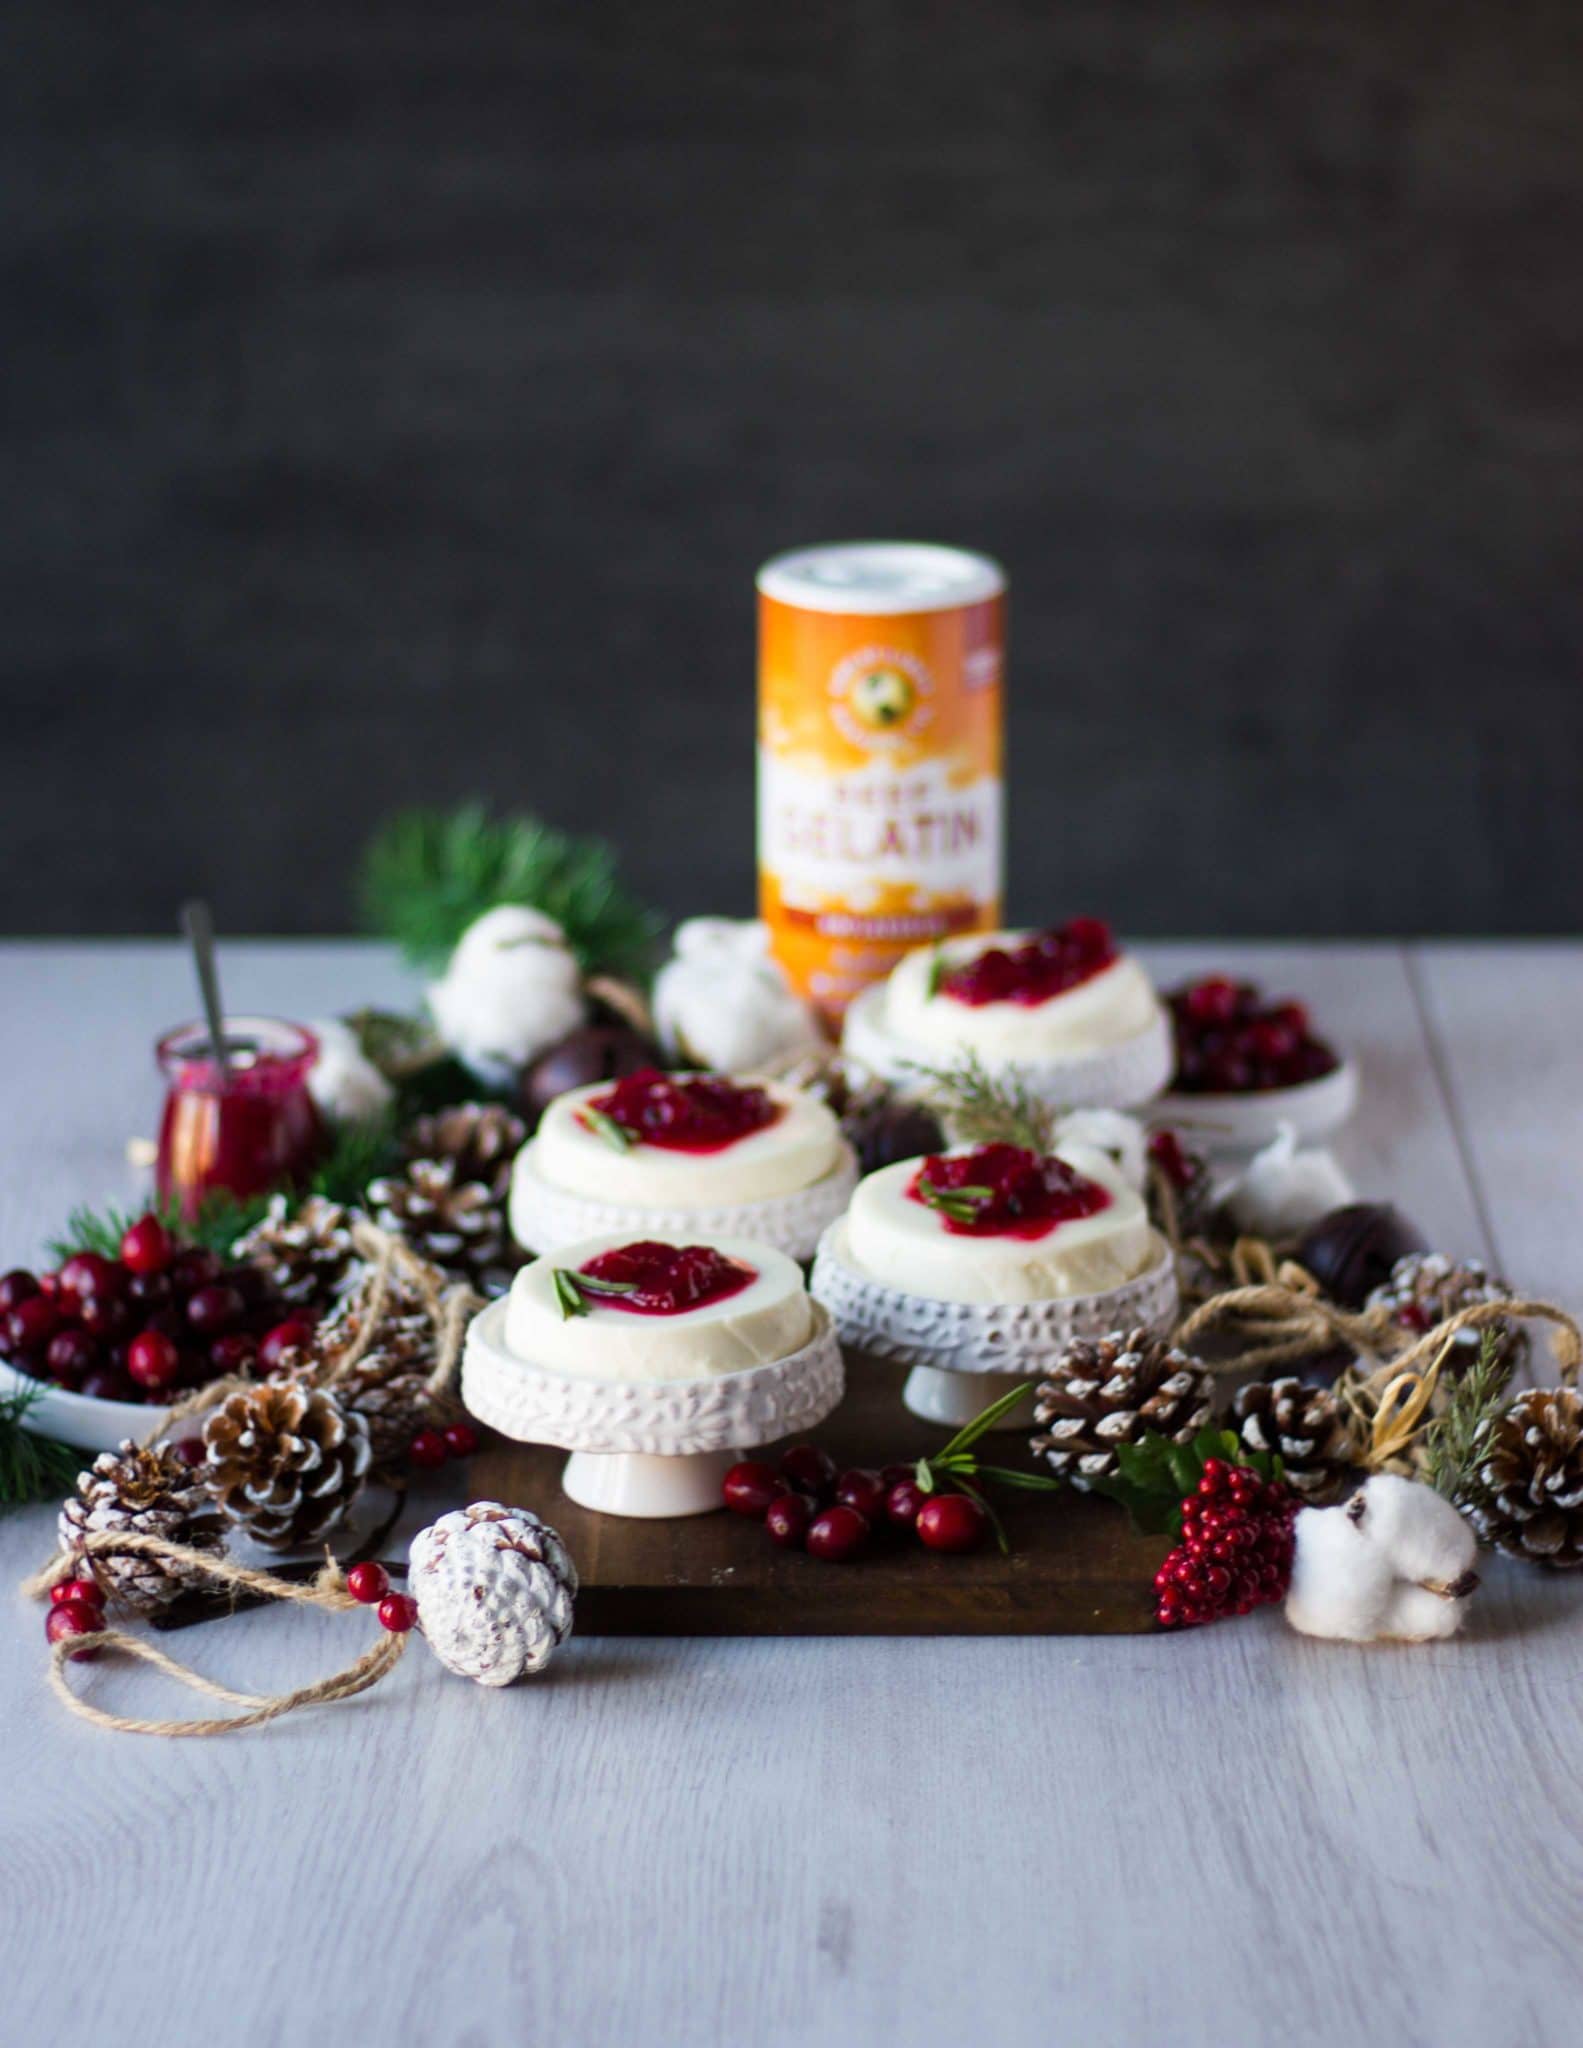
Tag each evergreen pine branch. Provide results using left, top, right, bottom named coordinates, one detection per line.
left=0, top=1384, right=80, bottom=1510
left=1422, top=1329, right=1513, bottom=1504
left=357, top=803, right=664, bottom=980
left=901, top=1050, right=1055, bottom=1153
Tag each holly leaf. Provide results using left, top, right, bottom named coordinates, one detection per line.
left=1085, top=1426, right=1284, bottom=1538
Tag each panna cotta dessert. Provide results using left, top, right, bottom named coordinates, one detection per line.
left=842, top=919, right=1173, bottom=1110
left=506, top=1234, right=814, bottom=1382
left=510, top=1068, right=859, bottom=1260
left=811, top=1135, right=1178, bottom=1426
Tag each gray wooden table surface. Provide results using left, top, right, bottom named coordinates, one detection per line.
left=1, top=941, right=1579, bottom=2048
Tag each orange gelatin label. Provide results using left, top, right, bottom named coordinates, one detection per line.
left=757, top=544, right=1005, bottom=1023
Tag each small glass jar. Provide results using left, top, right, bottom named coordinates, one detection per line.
left=155, top=1016, right=324, bottom=1218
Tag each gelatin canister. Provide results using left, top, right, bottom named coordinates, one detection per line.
left=757, top=542, right=1005, bottom=1023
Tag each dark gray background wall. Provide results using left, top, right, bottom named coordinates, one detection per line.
left=4, top=2, right=1581, bottom=939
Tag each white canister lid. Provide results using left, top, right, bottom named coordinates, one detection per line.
left=757, top=541, right=1005, bottom=615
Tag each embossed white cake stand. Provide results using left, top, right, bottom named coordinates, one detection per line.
left=810, top=1224, right=1180, bottom=1428
left=841, top=984, right=1174, bottom=1112
left=460, top=1297, right=846, bottom=1518
left=508, top=1141, right=861, bottom=1263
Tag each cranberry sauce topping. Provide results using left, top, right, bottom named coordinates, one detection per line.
left=574, top=1240, right=757, bottom=1316
left=907, top=1144, right=1112, bottom=1241
left=936, top=918, right=1117, bottom=1008
left=582, top=1068, right=782, bottom=1154
left=1168, top=979, right=1339, bottom=1094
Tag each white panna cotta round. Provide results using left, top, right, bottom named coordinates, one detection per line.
left=505, top=1234, right=815, bottom=1382
left=882, top=934, right=1161, bottom=1061
left=842, top=1141, right=1154, bottom=1305
left=530, top=1076, right=843, bottom=1206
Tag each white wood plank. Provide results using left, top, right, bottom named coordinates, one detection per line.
left=0, top=943, right=1578, bottom=2048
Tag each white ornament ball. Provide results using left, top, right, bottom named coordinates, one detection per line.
left=409, top=1501, right=577, bottom=1686
left=1221, top=1126, right=1354, bottom=1239
left=1285, top=1474, right=1479, bottom=1643
left=427, top=906, right=587, bottom=1087
left=653, top=917, right=823, bottom=1074
left=307, top=1017, right=395, bottom=1127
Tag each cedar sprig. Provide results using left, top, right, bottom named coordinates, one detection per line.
left=358, top=803, right=663, bottom=980
left=0, top=1384, right=79, bottom=1510
left=902, top=1050, right=1055, bottom=1154
left=1422, top=1329, right=1514, bottom=1508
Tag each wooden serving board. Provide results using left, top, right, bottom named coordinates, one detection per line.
left=471, top=1355, right=1169, bottom=1635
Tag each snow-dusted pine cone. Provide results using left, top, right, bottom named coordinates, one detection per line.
left=367, top=1158, right=521, bottom=1297
left=409, top=1502, right=577, bottom=1686
left=58, top=1441, right=227, bottom=1613
left=1461, top=1387, right=1583, bottom=1569
left=232, top=1194, right=363, bottom=1308
left=1031, top=1329, right=1216, bottom=1488
left=201, top=1381, right=371, bottom=1550
left=403, top=1102, right=526, bottom=1198
left=1232, top=1376, right=1359, bottom=1503
left=1365, top=1252, right=1527, bottom=1373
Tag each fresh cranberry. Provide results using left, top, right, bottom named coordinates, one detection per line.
left=186, top=1283, right=245, bottom=1337
left=45, top=1600, right=103, bottom=1660
left=51, top=1576, right=103, bottom=1611
left=58, top=1251, right=124, bottom=1304
left=1169, top=977, right=1339, bottom=1095
left=575, top=1240, right=756, bottom=1317
left=7, top=1294, right=59, bottom=1353
left=125, top=1268, right=173, bottom=1312
left=879, top=1463, right=915, bottom=1489
left=917, top=1493, right=990, bottom=1554
left=910, top=1143, right=1111, bottom=1240
left=119, top=1214, right=173, bottom=1275
left=78, top=1293, right=132, bottom=1340
left=346, top=1561, right=392, bottom=1604
left=79, top=1368, right=134, bottom=1403
left=778, top=1443, right=837, bottom=1498
left=722, top=1460, right=782, bottom=1516
left=259, top=1318, right=316, bottom=1371
left=377, top=1593, right=419, bottom=1633
left=805, top=1504, right=871, bottom=1562
left=0, top=1271, right=39, bottom=1316
left=45, top=1327, right=99, bottom=1386
left=126, top=1328, right=181, bottom=1392
left=584, top=1069, right=782, bottom=1154
left=1147, top=1128, right=1196, bottom=1192
left=885, top=1479, right=928, bottom=1528
left=224, top=1263, right=271, bottom=1309
left=170, top=1436, right=207, bottom=1467
left=209, top=1331, right=259, bottom=1376
left=834, top=1468, right=888, bottom=1522
left=939, top=918, right=1117, bottom=1008
left=408, top=1429, right=449, bottom=1470
left=169, top=1247, right=222, bottom=1296
left=442, top=1421, right=480, bottom=1459
left=1184, top=976, right=1240, bottom=1024
left=765, top=1492, right=814, bottom=1549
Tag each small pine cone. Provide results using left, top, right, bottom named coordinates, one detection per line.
left=1232, top=1377, right=1359, bottom=1503
left=233, top=1194, right=363, bottom=1308
left=202, top=1381, right=371, bottom=1550
left=1463, top=1387, right=1583, bottom=1569
left=368, top=1158, right=521, bottom=1296
left=58, top=1441, right=227, bottom=1613
left=404, top=1103, right=527, bottom=1199
left=1031, top=1328, right=1215, bottom=1488
left=1365, top=1252, right=1527, bottom=1374
left=332, top=1349, right=461, bottom=1465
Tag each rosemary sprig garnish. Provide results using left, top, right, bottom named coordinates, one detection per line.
left=902, top=1049, right=1055, bottom=1154
left=580, top=1107, right=635, bottom=1154
left=916, top=1177, right=993, bottom=1226
left=551, top=1267, right=640, bottom=1319
left=911, top=1381, right=1063, bottom=1553
left=1423, top=1329, right=1514, bottom=1505
left=925, top=947, right=947, bottom=998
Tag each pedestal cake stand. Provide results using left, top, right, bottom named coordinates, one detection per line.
left=461, top=1297, right=846, bottom=1518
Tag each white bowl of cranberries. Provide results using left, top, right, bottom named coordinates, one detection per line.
left=0, top=1212, right=314, bottom=1453
left=1155, top=976, right=1358, bottom=1152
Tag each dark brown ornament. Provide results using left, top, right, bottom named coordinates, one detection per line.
left=1296, top=1203, right=1427, bottom=1309
left=518, top=1023, right=659, bottom=1123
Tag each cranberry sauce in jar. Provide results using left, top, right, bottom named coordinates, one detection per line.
left=573, top=1241, right=757, bottom=1316
left=907, top=1144, right=1111, bottom=1240
left=155, top=1017, right=325, bottom=1219
left=582, top=1069, right=782, bottom=1154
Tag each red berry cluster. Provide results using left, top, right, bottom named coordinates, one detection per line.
left=0, top=1215, right=292, bottom=1404
left=1153, top=1459, right=1298, bottom=1629
left=44, top=1575, right=108, bottom=1662
left=408, top=1420, right=480, bottom=1471
left=723, top=1445, right=990, bottom=1562
left=1168, top=978, right=1339, bottom=1094
left=345, top=1561, right=418, bottom=1634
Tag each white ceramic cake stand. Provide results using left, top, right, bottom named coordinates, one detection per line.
left=1152, top=1055, right=1359, bottom=1157
left=810, top=1224, right=1180, bottom=1429
left=841, top=984, right=1174, bottom=1112
left=508, top=1141, right=860, bottom=1263
left=460, top=1297, right=846, bottom=1518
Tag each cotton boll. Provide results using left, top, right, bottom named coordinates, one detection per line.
left=653, top=917, right=824, bottom=1074
left=1221, top=1127, right=1355, bottom=1239
left=1285, top=1498, right=1397, bottom=1640
left=1050, top=1110, right=1148, bottom=1192
left=1285, top=1475, right=1479, bottom=1643
left=427, top=906, right=587, bottom=1087
left=1353, top=1472, right=1478, bottom=1591
left=307, top=1018, right=395, bottom=1127
left=1379, top=1582, right=1467, bottom=1643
